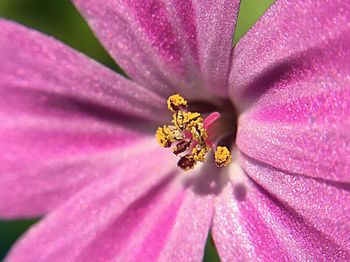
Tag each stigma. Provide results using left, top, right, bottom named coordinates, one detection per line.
left=155, top=94, right=232, bottom=171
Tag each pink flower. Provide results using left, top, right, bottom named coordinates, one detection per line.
left=1, top=0, right=349, bottom=261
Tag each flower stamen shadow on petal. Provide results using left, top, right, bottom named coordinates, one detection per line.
left=232, top=182, right=247, bottom=201
left=181, top=157, right=231, bottom=197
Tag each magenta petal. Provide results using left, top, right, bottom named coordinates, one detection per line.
left=0, top=19, right=170, bottom=218
left=241, top=155, right=350, bottom=257
left=0, top=136, right=163, bottom=218
left=192, top=0, right=240, bottom=97
left=154, top=190, right=213, bottom=261
left=0, top=19, right=168, bottom=122
left=230, top=0, right=350, bottom=182
left=72, top=0, right=239, bottom=98
left=212, top=165, right=349, bottom=261
left=6, top=165, right=213, bottom=261
left=237, top=116, right=350, bottom=183
left=229, top=0, right=350, bottom=107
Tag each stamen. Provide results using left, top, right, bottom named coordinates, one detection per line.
left=155, top=126, right=172, bottom=147
left=173, top=139, right=191, bottom=155
left=155, top=94, right=232, bottom=171
left=190, top=122, right=207, bottom=145
left=167, top=94, right=188, bottom=112
left=177, top=155, right=196, bottom=170
left=214, top=146, right=232, bottom=167
left=156, top=125, right=184, bottom=147
left=192, top=146, right=209, bottom=162
left=172, top=111, right=201, bottom=130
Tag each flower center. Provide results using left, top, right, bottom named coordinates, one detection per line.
left=155, top=94, right=232, bottom=171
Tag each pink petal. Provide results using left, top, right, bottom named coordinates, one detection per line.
left=0, top=20, right=169, bottom=218
left=0, top=19, right=167, bottom=122
left=155, top=190, right=213, bottom=261
left=6, top=164, right=213, bottom=261
left=239, top=155, right=350, bottom=256
left=229, top=0, right=350, bottom=107
left=212, top=163, right=349, bottom=261
left=237, top=117, right=350, bottom=183
left=193, top=0, right=240, bottom=97
left=72, top=0, right=240, bottom=98
left=229, top=1, right=350, bottom=182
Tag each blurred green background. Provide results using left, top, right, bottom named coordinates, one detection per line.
left=0, top=0, right=273, bottom=260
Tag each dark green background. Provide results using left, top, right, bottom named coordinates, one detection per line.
left=0, top=0, right=273, bottom=260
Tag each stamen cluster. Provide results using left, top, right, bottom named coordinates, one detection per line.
left=156, top=94, right=232, bottom=171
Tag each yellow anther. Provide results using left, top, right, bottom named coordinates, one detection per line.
left=172, top=111, right=201, bottom=130
left=190, top=122, right=207, bottom=145
left=167, top=94, right=188, bottom=112
left=192, top=146, right=209, bottom=162
left=214, top=146, right=232, bottom=167
left=186, top=114, right=203, bottom=129
left=156, top=126, right=171, bottom=147
left=157, top=94, right=232, bottom=171
left=156, top=125, right=183, bottom=147
left=168, top=126, right=184, bottom=141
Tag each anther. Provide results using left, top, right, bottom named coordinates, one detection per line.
left=155, top=94, right=232, bottom=171
left=156, top=126, right=172, bottom=147
left=177, top=155, right=196, bottom=170
left=173, top=139, right=192, bottom=155
left=192, top=146, right=209, bottom=162
left=167, top=94, right=188, bottom=112
left=156, top=125, right=184, bottom=148
left=214, top=146, right=232, bottom=167
left=172, top=111, right=201, bottom=130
